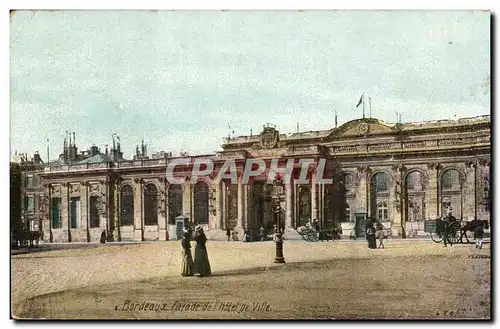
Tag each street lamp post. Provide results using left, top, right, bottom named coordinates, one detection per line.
left=273, top=177, right=285, bottom=264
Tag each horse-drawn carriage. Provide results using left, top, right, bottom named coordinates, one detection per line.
left=424, top=218, right=489, bottom=244
left=296, top=224, right=342, bottom=242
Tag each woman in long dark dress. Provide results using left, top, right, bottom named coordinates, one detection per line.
left=181, top=230, right=194, bottom=277
left=365, top=219, right=377, bottom=249
left=193, top=225, right=211, bottom=277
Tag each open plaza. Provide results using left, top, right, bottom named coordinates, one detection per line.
left=11, top=239, right=490, bottom=320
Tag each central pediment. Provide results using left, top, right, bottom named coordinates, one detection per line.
left=329, top=118, right=397, bottom=137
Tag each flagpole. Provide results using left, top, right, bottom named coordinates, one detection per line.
left=369, top=97, right=372, bottom=118
left=46, top=138, right=50, bottom=169
left=362, top=93, right=365, bottom=119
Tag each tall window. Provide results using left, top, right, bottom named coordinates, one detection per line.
left=144, top=184, right=158, bottom=226
left=344, top=173, right=355, bottom=193
left=377, top=202, right=388, bottom=222
left=194, top=181, right=209, bottom=224
left=89, top=196, right=100, bottom=228
left=25, top=195, right=35, bottom=212
left=168, top=184, right=183, bottom=225
left=70, top=197, right=82, bottom=228
left=51, top=197, right=62, bottom=229
left=120, top=185, right=134, bottom=226
left=25, top=175, right=34, bottom=188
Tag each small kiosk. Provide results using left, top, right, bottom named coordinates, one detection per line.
left=175, top=215, right=189, bottom=240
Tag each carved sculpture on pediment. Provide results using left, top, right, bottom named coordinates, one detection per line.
left=91, top=184, right=100, bottom=193
left=52, top=185, right=62, bottom=194
left=260, top=126, right=279, bottom=149
left=357, top=122, right=370, bottom=135
left=71, top=184, right=80, bottom=193
left=427, top=162, right=443, bottom=172
left=478, top=157, right=490, bottom=167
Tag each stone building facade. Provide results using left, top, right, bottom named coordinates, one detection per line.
left=17, top=115, right=490, bottom=242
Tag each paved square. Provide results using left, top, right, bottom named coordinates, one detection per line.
left=11, top=240, right=490, bottom=319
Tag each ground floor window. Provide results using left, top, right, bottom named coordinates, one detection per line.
left=51, top=197, right=62, bottom=229
left=89, top=196, right=100, bottom=228
left=377, top=202, right=388, bottom=222
left=70, top=197, right=82, bottom=228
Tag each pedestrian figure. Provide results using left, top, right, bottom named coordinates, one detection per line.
left=232, top=231, right=239, bottom=241
left=260, top=226, right=266, bottom=241
left=376, top=221, right=385, bottom=249
left=442, top=213, right=455, bottom=247
left=226, top=228, right=231, bottom=241
left=181, top=229, right=194, bottom=277
left=365, top=219, right=377, bottom=249
left=193, top=225, right=211, bottom=277
left=474, top=220, right=486, bottom=249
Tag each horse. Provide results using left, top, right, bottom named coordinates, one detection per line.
left=12, top=230, right=44, bottom=248
left=460, top=220, right=489, bottom=243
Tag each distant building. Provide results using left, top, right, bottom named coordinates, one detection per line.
left=14, top=115, right=491, bottom=242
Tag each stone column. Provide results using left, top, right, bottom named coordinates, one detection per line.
left=61, top=183, right=69, bottom=242
left=463, top=162, right=476, bottom=220
left=244, top=183, right=250, bottom=230
left=158, top=179, right=167, bottom=241
left=81, top=182, right=89, bottom=242
left=285, top=179, right=293, bottom=228
left=391, top=165, right=404, bottom=237
left=425, top=163, right=440, bottom=219
left=216, top=181, right=223, bottom=229
left=133, top=179, right=143, bottom=241
left=311, top=172, right=318, bottom=221
left=182, top=181, right=192, bottom=223
left=237, top=177, right=244, bottom=230
left=356, top=167, right=368, bottom=214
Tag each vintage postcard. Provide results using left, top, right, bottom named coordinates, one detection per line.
left=10, top=9, right=491, bottom=320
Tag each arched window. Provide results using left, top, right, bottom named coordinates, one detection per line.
left=405, top=171, right=423, bottom=192
left=377, top=202, right=388, bottom=222
left=194, top=181, right=209, bottom=225
left=372, top=172, right=389, bottom=193
left=120, top=185, right=134, bottom=226
left=441, top=169, right=460, bottom=190
left=144, top=184, right=158, bottom=226
left=168, top=184, right=183, bottom=225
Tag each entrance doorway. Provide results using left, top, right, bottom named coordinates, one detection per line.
left=249, top=182, right=275, bottom=238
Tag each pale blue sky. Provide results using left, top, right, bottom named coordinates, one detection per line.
left=10, top=10, right=490, bottom=159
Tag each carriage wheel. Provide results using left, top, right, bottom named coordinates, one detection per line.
left=303, top=234, right=310, bottom=242
left=311, top=234, right=318, bottom=242
left=430, top=232, right=443, bottom=243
